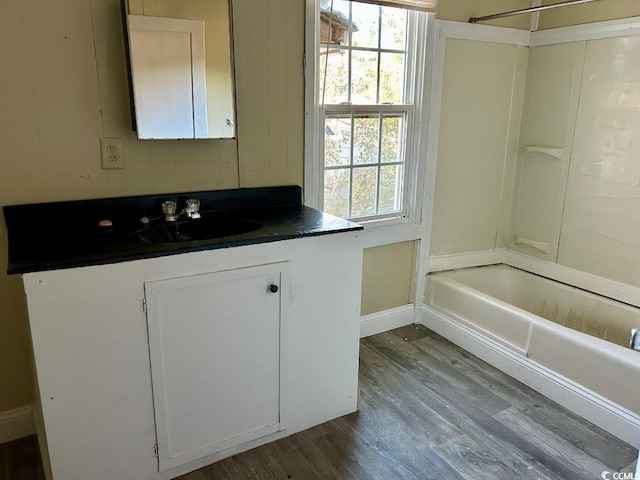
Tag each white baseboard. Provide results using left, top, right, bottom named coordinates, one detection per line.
left=418, top=304, right=640, bottom=446
left=360, top=304, right=415, bottom=338
left=429, top=249, right=506, bottom=273
left=0, top=405, right=35, bottom=444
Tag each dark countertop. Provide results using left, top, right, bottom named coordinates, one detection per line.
left=3, top=186, right=362, bottom=274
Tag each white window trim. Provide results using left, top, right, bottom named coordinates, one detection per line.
left=304, top=0, right=435, bottom=247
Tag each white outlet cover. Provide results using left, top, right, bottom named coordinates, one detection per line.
left=100, top=137, right=124, bottom=170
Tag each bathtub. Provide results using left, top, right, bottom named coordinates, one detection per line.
left=421, top=264, right=640, bottom=444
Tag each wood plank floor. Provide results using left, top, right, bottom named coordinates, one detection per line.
left=2, top=325, right=637, bottom=479
left=0, top=434, right=44, bottom=480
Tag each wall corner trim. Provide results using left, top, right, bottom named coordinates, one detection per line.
left=530, top=16, right=640, bottom=46
left=360, top=304, right=415, bottom=338
left=436, top=19, right=531, bottom=46
left=0, top=405, right=35, bottom=445
left=437, top=16, right=640, bottom=49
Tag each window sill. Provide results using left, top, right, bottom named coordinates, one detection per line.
left=357, top=217, right=423, bottom=248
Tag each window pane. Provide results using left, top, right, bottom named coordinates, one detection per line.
left=351, top=167, right=378, bottom=217
left=320, top=47, right=349, bottom=104
left=351, top=2, right=379, bottom=48
left=381, top=115, right=403, bottom=163
left=326, top=0, right=350, bottom=22
left=318, top=0, right=413, bottom=221
left=380, top=7, right=407, bottom=51
left=319, top=0, right=350, bottom=46
left=353, top=115, right=379, bottom=165
left=324, top=168, right=350, bottom=218
left=325, top=116, right=352, bottom=167
left=351, top=50, right=378, bottom=104
left=330, top=0, right=351, bottom=19
left=379, top=52, right=405, bottom=104
left=379, top=164, right=403, bottom=213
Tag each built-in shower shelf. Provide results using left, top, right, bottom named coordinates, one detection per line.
left=522, top=145, right=566, bottom=160
left=514, top=235, right=551, bottom=254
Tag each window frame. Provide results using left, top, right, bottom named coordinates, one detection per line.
left=305, top=0, right=433, bottom=235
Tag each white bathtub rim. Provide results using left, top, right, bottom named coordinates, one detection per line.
left=435, top=262, right=640, bottom=314
left=426, top=270, right=640, bottom=364
left=505, top=250, right=640, bottom=310
left=419, top=303, right=640, bottom=447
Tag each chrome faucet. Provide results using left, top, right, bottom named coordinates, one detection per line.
left=162, top=201, right=178, bottom=221
left=162, top=199, right=201, bottom=222
left=184, top=199, right=201, bottom=219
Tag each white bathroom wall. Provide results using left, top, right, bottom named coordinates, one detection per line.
left=429, top=37, right=527, bottom=261
left=557, top=36, right=640, bottom=288
left=508, top=42, right=585, bottom=261
left=431, top=18, right=640, bottom=298
left=507, top=27, right=640, bottom=296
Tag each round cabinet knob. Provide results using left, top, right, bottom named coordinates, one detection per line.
left=269, top=284, right=279, bottom=294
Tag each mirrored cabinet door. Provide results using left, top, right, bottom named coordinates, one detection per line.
left=123, top=0, right=236, bottom=139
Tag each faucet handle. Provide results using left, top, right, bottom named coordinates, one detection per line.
left=185, top=199, right=201, bottom=219
left=162, top=201, right=178, bottom=221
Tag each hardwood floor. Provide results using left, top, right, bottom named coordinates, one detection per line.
left=2, top=325, right=637, bottom=479
left=0, top=434, right=43, bottom=480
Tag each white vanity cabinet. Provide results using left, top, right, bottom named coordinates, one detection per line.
left=22, top=231, right=361, bottom=480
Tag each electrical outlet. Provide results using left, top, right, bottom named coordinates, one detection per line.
left=100, top=137, right=124, bottom=170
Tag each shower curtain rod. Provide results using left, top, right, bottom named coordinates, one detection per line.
left=469, top=0, right=602, bottom=24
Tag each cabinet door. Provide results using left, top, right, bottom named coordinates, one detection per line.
left=145, top=262, right=287, bottom=471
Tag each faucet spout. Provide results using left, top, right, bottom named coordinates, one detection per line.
left=631, top=328, right=640, bottom=351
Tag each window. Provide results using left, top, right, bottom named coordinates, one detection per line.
left=306, top=0, right=432, bottom=224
